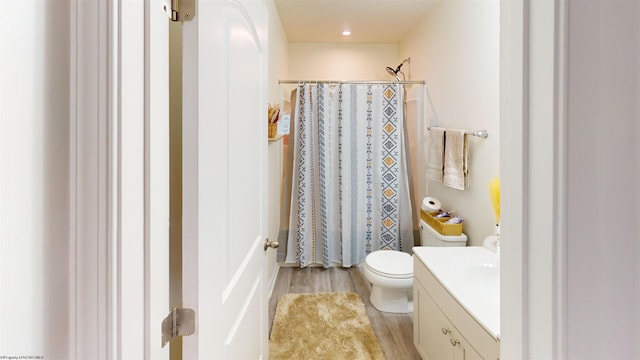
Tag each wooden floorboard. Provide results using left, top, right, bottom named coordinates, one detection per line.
left=269, top=265, right=422, bottom=360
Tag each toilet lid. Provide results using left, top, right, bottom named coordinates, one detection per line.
left=365, top=250, right=413, bottom=277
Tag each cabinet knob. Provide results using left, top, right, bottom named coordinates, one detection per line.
left=441, top=328, right=451, bottom=335
left=450, top=338, right=460, bottom=347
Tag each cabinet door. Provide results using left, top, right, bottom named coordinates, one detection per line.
left=450, top=328, right=482, bottom=360
left=415, top=285, right=455, bottom=360
left=462, top=341, right=483, bottom=360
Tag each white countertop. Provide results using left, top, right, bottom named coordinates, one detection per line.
left=413, top=246, right=500, bottom=338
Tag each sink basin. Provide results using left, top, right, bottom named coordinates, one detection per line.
left=413, top=246, right=500, bottom=337
left=464, top=262, right=499, bottom=304
left=462, top=254, right=499, bottom=269
left=465, top=259, right=499, bottom=283
left=463, top=254, right=499, bottom=283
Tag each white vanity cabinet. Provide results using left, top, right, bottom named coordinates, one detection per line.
left=413, top=250, right=500, bottom=360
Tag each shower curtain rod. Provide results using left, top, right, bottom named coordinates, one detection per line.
left=278, top=80, right=425, bottom=85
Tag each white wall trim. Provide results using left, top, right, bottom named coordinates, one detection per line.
left=500, top=0, right=527, bottom=357
left=108, top=0, right=121, bottom=357
left=71, top=0, right=155, bottom=356
left=501, top=0, right=569, bottom=358
left=147, top=2, right=171, bottom=359
left=120, top=0, right=146, bottom=357
left=143, top=0, right=151, bottom=356
left=68, top=0, right=78, bottom=357
left=70, top=0, right=111, bottom=358
left=552, top=1, right=569, bottom=358
left=267, top=264, right=281, bottom=299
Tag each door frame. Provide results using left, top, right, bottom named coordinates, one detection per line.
left=69, top=0, right=111, bottom=357
left=70, top=0, right=167, bottom=358
left=500, top=0, right=569, bottom=358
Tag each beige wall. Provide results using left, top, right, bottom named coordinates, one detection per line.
left=287, top=43, right=398, bottom=80
left=266, top=0, right=289, bottom=280
left=399, top=0, right=500, bottom=245
left=281, top=2, right=500, bottom=246
left=267, top=0, right=289, bottom=103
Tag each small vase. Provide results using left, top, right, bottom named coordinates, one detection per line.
left=268, top=123, right=277, bottom=138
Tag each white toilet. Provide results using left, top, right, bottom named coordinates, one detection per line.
left=363, top=219, right=468, bottom=313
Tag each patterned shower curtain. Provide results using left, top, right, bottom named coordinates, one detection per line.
left=286, top=83, right=414, bottom=268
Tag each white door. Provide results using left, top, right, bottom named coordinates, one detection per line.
left=181, top=0, right=270, bottom=358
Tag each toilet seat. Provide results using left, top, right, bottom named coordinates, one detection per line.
left=365, top=250, right=413, bottom=279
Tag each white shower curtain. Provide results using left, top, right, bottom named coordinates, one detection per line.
left=286, top=83, right=414, bottom=268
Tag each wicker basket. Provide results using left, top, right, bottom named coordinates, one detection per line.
left=420, top=209, right=463, bottom=236
left=268, top=123, right=278, bottom=138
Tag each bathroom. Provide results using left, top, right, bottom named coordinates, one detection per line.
left=265, top=0, right=500, bottom=357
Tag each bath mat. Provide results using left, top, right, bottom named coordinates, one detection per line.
left=269, top=292, right=385, bottom=360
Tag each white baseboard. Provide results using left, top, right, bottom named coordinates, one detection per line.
left=267, top=263, right=280, bottom=300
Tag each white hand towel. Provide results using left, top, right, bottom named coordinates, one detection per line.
left=427, top=127, right=445, bottom=183
left=443, top=129, right=468, bottom=190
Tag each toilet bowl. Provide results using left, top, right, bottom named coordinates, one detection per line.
left=364, top=219, right=468, bottom=314
left=364, top=250, right=414, bottom=313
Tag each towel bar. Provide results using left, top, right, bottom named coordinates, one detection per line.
left=427, top=127, right=488, bottom=138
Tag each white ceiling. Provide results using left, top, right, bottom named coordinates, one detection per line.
left=274, top=0, right=439, bottom=43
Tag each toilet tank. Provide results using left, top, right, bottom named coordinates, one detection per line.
left=419, top=219, right=467, bottom=246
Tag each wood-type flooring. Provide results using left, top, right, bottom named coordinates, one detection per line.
left=269, top=265, right=422, bottom=360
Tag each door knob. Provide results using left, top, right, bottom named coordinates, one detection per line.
left=264, top=238, right=279, bottom=251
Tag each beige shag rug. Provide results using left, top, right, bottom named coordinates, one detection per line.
left=269, top=292, right=385, bottom=360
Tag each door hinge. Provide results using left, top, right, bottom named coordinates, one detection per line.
left=161, top=307, right=196, bottom=347
left=163, top=0, right=195, bottom=22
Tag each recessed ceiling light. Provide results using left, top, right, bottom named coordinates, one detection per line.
left=342, top=30, right=351, bottom=36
